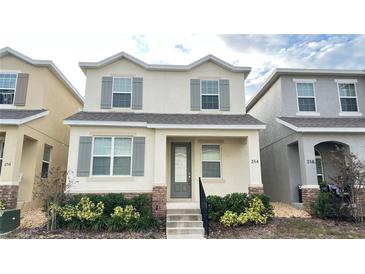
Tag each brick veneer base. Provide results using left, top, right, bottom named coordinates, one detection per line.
left=0, top=185, right=19, bottom=209
left=248, top=186, right=264, bottom=195
left=302, top=187, right=320, bottom=212
left=152, top=186, right=167, bottom=219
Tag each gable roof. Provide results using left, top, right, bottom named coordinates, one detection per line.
left=0, top=47, right=84, bottom=104
left=79, top=51, right=251, bottom=77
left=64, top=112, right=265, bottom=129
left=246, top=68, right=365, bottom=112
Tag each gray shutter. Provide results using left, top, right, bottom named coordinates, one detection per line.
left=14, top=73, right=29, bottom=106
left=132, top=137, right=145, bottom=176
left=100, top=77, right=113, bottom=109
left=77, top=136, right=92, bottom=177
left=219, top=79, right=230, bottom=111
left=132, top=77, right=143, bottom=109
left=190, top=79, right=201, bottom=111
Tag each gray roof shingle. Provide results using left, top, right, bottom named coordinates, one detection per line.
left=0, top=109, right=47, bottom=120
left=278, top=116, right=365, bottom=128
left=65, top=112, right=264, bottom=126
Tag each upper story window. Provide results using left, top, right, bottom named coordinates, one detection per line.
left=92, top=137, right=132, bottom=176
left=337, top=82, right=358, bottom=112
left=296, top=82, right=316, bottom=112
left=201, top=80, right=219, bottom=110
left=0, top=73, right=17, bottom=105
left=112, top=77, right=132, bottom=108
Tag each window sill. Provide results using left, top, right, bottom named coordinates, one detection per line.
left=296, top=112, right=320, bottom=116
left=0, top=104, right=16, bottom=109
left=201, top=178, right=225, bottom=183
left=338, top=112, right=363, bottom=117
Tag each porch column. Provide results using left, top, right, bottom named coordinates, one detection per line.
left=152, top=130, right=167, bottom=219
left=298, top=138, right=319, bottom=211
left=0, top=129, right=24, bottom=209
left=247, top=132, right=264, bottom=194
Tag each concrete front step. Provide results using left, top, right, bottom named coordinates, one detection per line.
left=167, top=209, right=201, bottom=215
left=167, top=227, right=205, bottom=236
left=167, top=220, right=203, bottom=228
left=167, top=214, right=202, bottom=221
left=167, top=234, right=205, bottom=239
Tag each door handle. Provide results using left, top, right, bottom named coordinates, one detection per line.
left=188, top=172, right=191, bottom=184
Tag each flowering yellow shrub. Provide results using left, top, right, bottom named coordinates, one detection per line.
left=220, top=197, right=271, bottom=227
left=0, top=200, right=6, bottom=211
left=111, top=205, right=140, bottom=223
left=75, top=197, right=104, bottom=222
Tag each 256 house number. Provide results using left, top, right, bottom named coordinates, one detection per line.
left=251, top=159, right=259, bottom=164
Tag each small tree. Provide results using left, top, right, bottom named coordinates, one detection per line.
left=331, top=148, right=365, bottom=223
left=32, top=168, right=77, bottom=230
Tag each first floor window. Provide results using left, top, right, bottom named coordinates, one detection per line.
left=0, top=73, right=17, bottom=105
left=202, top=144, right=221, bottom=178
left=338, top=83, right=358, bottom=112
left=201, top=80, right=219, bottom=109
left=92, top=137, right=132, bottom=176
left=41, top=145, right=52, bottom=178
left=0, top=138, right=4, bottom=175
left=315, top=150, right=324, bottom=184
left=296, top=82, right=316, bottom=112
left=112, top=77, right=132, bottom=108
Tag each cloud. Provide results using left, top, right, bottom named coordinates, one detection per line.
left=175, top=43, right=191, bottom=54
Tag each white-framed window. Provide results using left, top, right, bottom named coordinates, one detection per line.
left=201, top=80, right=219, bottom=110
left=296, top=82, right=316, bottom=112
left=92, top=137, right=132, bottom=176
left=41, top=145, right=52, bottom=178
left=337, top=82, right=359, bottom=112
left=315, top=149, right=324, bottom=184
left=202, top=144, right=221, bottom=178
left=0, top=73, right=17, bottom=105
left=0, top=137, right=4, bottom=175
left=112, top=77, right=132, bottom=108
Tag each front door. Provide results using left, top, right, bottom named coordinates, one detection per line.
left=171, top=142, right=192, bottom=198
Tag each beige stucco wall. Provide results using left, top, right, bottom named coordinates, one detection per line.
left=83, top=58, right=246, bottom=114
left=0, top=54, right=83, bottom=206
left=66, top=126, right=263, bottom=202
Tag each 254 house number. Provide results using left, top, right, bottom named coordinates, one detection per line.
left=251, top=159, right=259, bottom=164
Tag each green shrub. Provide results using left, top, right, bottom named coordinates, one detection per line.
left=310, top=192, right=351, bottom=220
left=220, top=197, right=273, bottom=227
left=54, top=193, right=159, bottom=231
left=0, top=199, right=6, bottom=211
left=208, top=192, right=273, bottom=222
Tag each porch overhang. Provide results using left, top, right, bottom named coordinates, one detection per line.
left=64, top=112, right=266, bottom=130
left=277, top=117, right=365, bottom=133
left=0, top=109, right=49, bottom=125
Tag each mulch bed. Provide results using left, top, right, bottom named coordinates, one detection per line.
left=1, top=227, right=166, bottom=239
left=208, top=217, right=365, bottom=239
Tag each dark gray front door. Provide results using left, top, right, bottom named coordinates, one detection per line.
left=171, top=142, right=192, bottom=198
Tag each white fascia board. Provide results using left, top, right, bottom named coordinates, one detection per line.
left=0, top=110, right=49, bottom=125
left=64, top=120, right=266, bottom=130
left=79, top=51, right=251, bottom=76
left=0, top=47, right=84, bottom=103
left=276, top=118, right=365, bottom=133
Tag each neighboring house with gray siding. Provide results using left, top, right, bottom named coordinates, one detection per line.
left=247, top=68, right=365, bottom=207
left=64, top=51, right=265, bottom=238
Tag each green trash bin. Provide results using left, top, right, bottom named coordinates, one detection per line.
left=0, top=209, right=21, bottom=234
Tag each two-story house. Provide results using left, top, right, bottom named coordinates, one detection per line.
left=247, top=68, right=365, bottom=210
left=64, top=51, right=265, bottom=234
left=0, top=47, right=83, bottom=209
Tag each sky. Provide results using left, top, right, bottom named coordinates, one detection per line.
left=1, top=34, right=364, bottom=101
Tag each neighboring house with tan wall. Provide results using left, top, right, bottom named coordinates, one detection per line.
left=64, top=51, right=265, bottom=238
left=0, top=47, right=83, bottom=209
left=247, top=68, right=365, bottom=210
